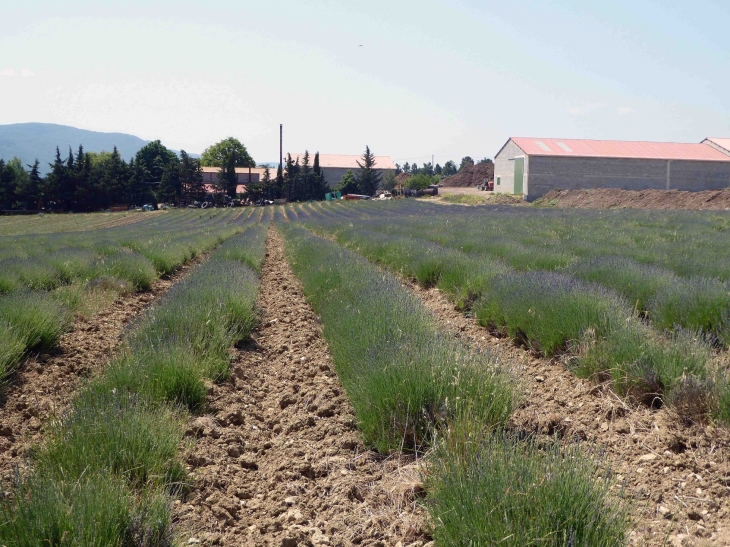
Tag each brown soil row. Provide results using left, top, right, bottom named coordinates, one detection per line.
left=536, top=188, right=730, bottom=210
left=405, top=282, right=730, bottom=546
left=0, top=258, right=201, bottom=482
left=174, top=229, right=429, bottom=547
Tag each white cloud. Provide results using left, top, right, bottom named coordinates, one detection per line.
left=617, top=106, right=636, bottom=114
left=20, top=69, right=35, bottom=77
left=569, top=103, right=607, bottom=116
left=0, top=68, right=16, bottom=77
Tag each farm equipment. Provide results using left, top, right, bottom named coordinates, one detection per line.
left=477, top=180, right=494, bottom=191
left=343, top=194, right=372, bottom=200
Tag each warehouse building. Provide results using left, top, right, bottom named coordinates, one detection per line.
left=493, top=137, right=730, bottom=200
left=288, top=153, right=396, bottom=188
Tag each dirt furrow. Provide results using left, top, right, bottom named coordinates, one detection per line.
left=0, top=258, right=202, bottom=481
left=405, top=281, right=730, bottom=546
left=175, top=229, right=428, bottom=547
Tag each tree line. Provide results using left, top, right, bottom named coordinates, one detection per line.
left=0, top=140, right=207, bottom=212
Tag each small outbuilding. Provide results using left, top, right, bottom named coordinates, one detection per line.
left=493, top=137, right=730, bottom=200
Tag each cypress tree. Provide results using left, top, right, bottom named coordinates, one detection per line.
left=355, top=145, right=382, bottom=196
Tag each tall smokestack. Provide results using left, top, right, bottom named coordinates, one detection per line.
left=279, top=124, right=283, bottom=171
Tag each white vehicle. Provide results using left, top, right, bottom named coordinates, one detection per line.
left=378, top=192, right=393, bottom=200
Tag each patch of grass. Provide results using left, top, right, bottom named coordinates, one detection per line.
left=474, top=272, right=630, bottom=356
left=99, top=345, right=209, bottom=412
left=96, top=251, right=157, bottom=290
left=0, top=292, right=72, bottom=350
left=0, top=257, right=62, bottom=292
left=37, top=389, right=188, bottom=489
left=0, top=324, right=25, bottom=384
left=53, top=278, right=132, bottom=319
left=570, top=256, right=678, bottom=313
left=575, top=326, right=713, bottom=409
left=439, top=193, right=485, bottom=205
left=649, top=277, right=730, bottom=344
left=0, top=470, right=172, bottom=547
left=428, top=433, right=629, bottom=547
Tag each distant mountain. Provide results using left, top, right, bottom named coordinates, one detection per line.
left=0, top=123, right=196, bottom=175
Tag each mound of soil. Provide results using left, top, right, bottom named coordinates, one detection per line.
left=175, top=229, right=428, bottom=546
left=536, top=188, right=730, bottom=210
left=440, top=162, right=494, bottom=187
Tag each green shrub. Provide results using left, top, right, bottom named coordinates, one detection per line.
left=649, top=277, right=730, bottom=343
left=96, top=251, right=157, bottom=290
left=0, top=292, right=71, bottom=351
left=474, top=272, right=630, bottom=356
left=575, top=324, right=712, bottom=411
left=99, top=346, right=209, bottom=412
left=427, top=435, right=629, bottom=547
left=0, top=470, right=172, bottom=547
left=0, top=323, right=25, bottom=383
left=38, top=389, right=187, bottom=488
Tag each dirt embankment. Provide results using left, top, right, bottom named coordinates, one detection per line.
left=535, top=188, right=730, bottom=210
left=439, top=162, right=494, bottom=187
left=406, top=282, right=730, bottom=547
left=0, top=259, right=201, bottom=481
left=175, top=229, right=428, bottom=547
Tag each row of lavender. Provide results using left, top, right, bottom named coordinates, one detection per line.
left=280, top=223, right=628, bottom=546
left=0, top=209, right=257, bottom=387
left=0, top=219, right=269, bottom=544
left=290, top=200, right=730, bottom=423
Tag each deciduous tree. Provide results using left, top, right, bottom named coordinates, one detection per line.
left=201, top=137, right=255, bottom=168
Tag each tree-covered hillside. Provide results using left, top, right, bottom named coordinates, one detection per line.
left=0, top=123, right=151, bottom=174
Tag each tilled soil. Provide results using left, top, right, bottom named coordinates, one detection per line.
left=535, top=188, right=730, bottom=210
left=407, top=282, right=730, bottom=547
left=0, top=259, right=200, bottom=482
left=175, top=229, right=429, bottom=547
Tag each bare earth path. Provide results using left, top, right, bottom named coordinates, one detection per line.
left=175, top=228, right=428, bottom=547
left=0, top=258, right=201, bottom=481
left=406, top=282, right=730, bottom=547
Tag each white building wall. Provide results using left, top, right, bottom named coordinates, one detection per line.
left=493, top=139, right=527, bottom=195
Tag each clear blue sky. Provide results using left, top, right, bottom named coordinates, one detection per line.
left=1, top=0, right=728, bottom=166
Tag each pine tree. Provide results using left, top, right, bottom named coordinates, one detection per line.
left=284, top=154, right=299, bottom=201
left=301, top=151, right=311, bottom=201
left=24, top=160, right=44, bottom=210
left=311, top=152, right=328, bottom=199
left=218, top=152, right=238, bottom=199
left=355, top=146, right=382, bottom=196
left=0, top=159, right=9, bottom=209
left=275, top=164, right=285, bottom=199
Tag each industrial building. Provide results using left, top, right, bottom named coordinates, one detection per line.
left=288, top=153, right=396, bottom=188
left=493, top=137, right=730, bottom=200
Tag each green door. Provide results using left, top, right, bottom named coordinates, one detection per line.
left=514, top=157, right=524, bottom=194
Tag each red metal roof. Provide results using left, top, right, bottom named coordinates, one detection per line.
left=704, top=138, right=730, bottom=156
left=510, top=137, right=730, bottom=162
